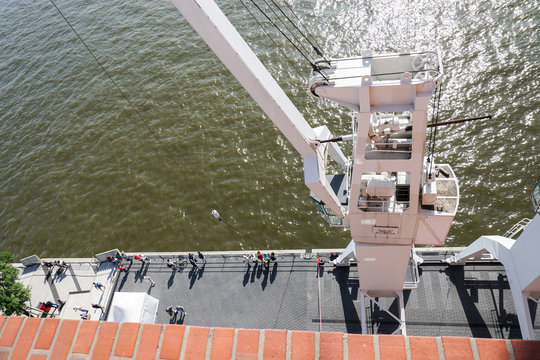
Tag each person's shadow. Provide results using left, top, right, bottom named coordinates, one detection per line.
left=189, top=267, right=198, bottom=289
left=261, top=267, right=269, bottom=290
left=197, top=264, right=205, bottom=280
left=167, top=270, right=175, bottom=289
left=170, top=311, right=186, bottom=324
left=270, top=262, right=278, bottom=283
left=243, top=266, right=251, bottom=287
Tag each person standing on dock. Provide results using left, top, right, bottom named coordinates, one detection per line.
left=175, top=305, right=186, bottom=315
left=188, top=253, right=198, bottom=268
left=121, top=251, right=133, bottom=263
left=166, top=259, right=177, bottom=270
left=57, top=298, right=66, bottom=311
left=93, top=282, right=105, bottom=291
left=134, top=254, right=148, bottom=263
left=198, top=251, right=207, bottom=264
left=243, top=254, right=251, bottom=268
left=144, top=276, right=155, bottom=287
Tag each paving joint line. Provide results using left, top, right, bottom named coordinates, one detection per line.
left=258, top=329, right=265, bottom=360
left=109, top=321, right=122, bottom=358
left=342, top=333, right=349, bottom=360
left=404, top=335, right=412, bottom=360
left=435, top=337, right=446, bottom=360
left=47, top=318, right=63, bottom=354
left=155, top=323, right=166, bottom=359
left=9, top=317, right=26, bottom=351
left=87, top=320, right=103, bottom=358
left=286, top=330, right=292, bottom=360
left=179, top=325, right=190, bottom=360
left=66, top=318, right=83, bottom=358
left=204, top=327, right=214, bottom=360
left=505, top=339, right=516, bottom=360
left=230, top=328, right=239, bottom=360
left=131, top=321, right=145, bottom=360
left=314, top=331, right=320, bottom=359
left=469, top=337, right=480, bottom=360
left=373, top=334, right=380, bottom=360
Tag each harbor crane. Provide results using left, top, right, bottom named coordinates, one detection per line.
left=170, top=0, right=459, bottom=335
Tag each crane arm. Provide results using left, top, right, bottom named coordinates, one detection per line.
left=170, top=0, right=345, bottom=218
left=170, top=0, right=316, bottom=156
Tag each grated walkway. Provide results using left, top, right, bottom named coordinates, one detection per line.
left=12, top=250, right=540, bottom=339
left=113, top=252, right=540, bottom=339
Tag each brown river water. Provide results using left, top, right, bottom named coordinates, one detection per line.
left=0, top=0, right=538, bottom=258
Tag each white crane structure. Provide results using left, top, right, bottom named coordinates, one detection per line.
left=444, top=177, right=540, bottom=340
left=170, top=0, right=459, bottom=334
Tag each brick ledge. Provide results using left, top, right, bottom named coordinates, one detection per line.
left=0, top=316, right=539, bottom=359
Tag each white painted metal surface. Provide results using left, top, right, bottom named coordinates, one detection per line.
left=170, top=0, right=344, bottom=217
left=446, top=214, right=540, bottom=340
left=170, top=0, right=461, bottom=335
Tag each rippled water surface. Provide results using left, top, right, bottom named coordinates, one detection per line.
left=0, top=0, right=538, bottom=258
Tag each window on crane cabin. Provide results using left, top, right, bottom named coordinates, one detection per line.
left=365, top=112, right=412, bottom=160
left=357, top=171, right=410, bottom=213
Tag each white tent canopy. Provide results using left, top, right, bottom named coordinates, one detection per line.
left=107, top=292, right=159, bottom=323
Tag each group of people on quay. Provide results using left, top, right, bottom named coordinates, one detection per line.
left=243, top=251, right=278, bottom=269
left=73, top=303, right=104, bottom=320
left=36, top=249, right=282, bottom=324
left=41, top=259, right=70, bottom=279
left=167, top=251, right=207, bottom=270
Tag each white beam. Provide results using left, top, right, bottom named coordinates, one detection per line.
left=170, top=0, right=316, bottom=157
left=360, top=290, right=367, bottom=334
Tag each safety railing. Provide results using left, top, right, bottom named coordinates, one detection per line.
left=503, top=218, right=532, bottom=239
left=316, top=51, right=441, bottom=83
left=357, top=199, right=410, bottom=213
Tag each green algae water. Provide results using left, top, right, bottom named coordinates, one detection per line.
left=0, top=0, right=538, bottom=258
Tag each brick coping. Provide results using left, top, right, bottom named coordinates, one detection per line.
left=0, top=316, right=539, bottom=359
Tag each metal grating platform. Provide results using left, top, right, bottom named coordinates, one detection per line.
left=114, top=252, right=540, bottom=339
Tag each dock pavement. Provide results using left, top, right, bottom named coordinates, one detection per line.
left=15, top=249, right=540, bottom=338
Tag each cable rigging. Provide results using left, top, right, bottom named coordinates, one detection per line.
left=427, top=83, right=443, bottom=177
left=238, top=0, right=307, bottom=82
left=260, top=0, right=315, bottom=64
left=48, top=0, right=202, bottom=234
left=267, top=0, right=329, bottom=63
left=245, top=0, right=329, bottom=80
left=48, top=0, right=184, bottom=172
left=281, top=0, right=328, bottom=62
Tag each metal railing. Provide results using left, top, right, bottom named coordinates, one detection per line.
left=315, top=51, right=441, bottom=83
left=503, top=218, right=532, bottom=239
left=357, top=199, right=410, bottom=213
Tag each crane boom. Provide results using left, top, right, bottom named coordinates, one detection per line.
left=170, top=0, right=344, bottom=217
left=171, top=0, right=462, bottom=336
left=171, top=0, right=315, bottom=156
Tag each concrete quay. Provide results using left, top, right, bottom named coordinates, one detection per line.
left=12, top=248, right=540, bottom=339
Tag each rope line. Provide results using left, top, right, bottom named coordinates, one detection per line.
left=247, top=0, right=328, bottom=80
left=268, top=0, right=328, bottom=62
left=259, top=0, right=314, bottom=64
left=48, top=0, right=202, bottom=234
left=282, top=0, right=327, bottom=61
left=48, top=0, right=184, bottom=172
left=238, top=0, right=307, bottom=82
